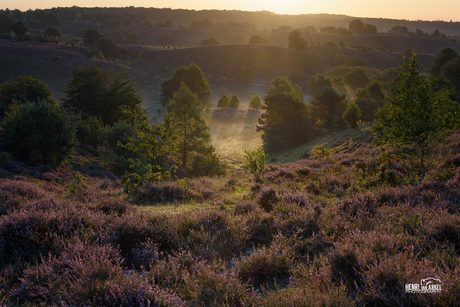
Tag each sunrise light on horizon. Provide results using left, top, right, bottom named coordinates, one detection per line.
left=2, top=0, right=460, bottom=22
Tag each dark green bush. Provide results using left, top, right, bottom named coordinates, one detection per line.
left=0, top=102, right=77, bottom=166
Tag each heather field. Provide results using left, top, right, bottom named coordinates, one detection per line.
left=1, top=127, right=459, bottom=306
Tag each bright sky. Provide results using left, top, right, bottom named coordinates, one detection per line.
left=4, top=0, right=460, bottom=22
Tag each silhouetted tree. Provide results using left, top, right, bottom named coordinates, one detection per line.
left=62, top=64, right=142, bottom=125
left=9, top=21, right=28, bottom=36
left=160, top=63, right=211, bottom=106
left=287, top=30, right=308, bottom=51
left=342, top=102, right=362, bottom=128
left=83, top=29, right=104, bottom=46
left=310, top=75, right=333, bottom=95
left=229, top=94, right=240, bottom=108
left=44, top=25, right=62, bottom=38
left=249, top=35, right=268, bottom=45
left=201, top=37, right=220, bottom=46
left=348, top=19, right=364, bottom=34
left=217, top=94, right=229, bottom=108
left=429, top=48, right=459, bottom=76
left=310, top=86, right=345, bottom=128
left=96, top=38, right=119, bottom=58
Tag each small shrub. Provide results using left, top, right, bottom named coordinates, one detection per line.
left=244, top=146, right=267, bottom=180
left=258, top=187, right=278, bottom=212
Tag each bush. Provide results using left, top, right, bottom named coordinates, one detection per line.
left=191, top=146, right=227, bottom=177
left=249, top=95, right=262, bottom=110
left=0, top=102, right=77, bottom=166
left=217, top=94, right=229, bottom=108
left=229, top=94, right=240, bottom=108
left=44, top=25, right=62, bottom=38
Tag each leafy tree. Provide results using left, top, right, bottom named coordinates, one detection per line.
left=343, top=68, right=369, bottom=89
left=96, top=38, right=119, bottom=58
left=229, top=94, right=240, bottom=108
left=309, top=75, right=332, bottom=95
left=9, top=21, right=28, bottom=36
left=160, top=63, right=211, bottom=106
left=143, top=20, right=153, bottom=28
left=62, top=64, right=143, bottom=125
left=429, top=48, right=459, bottom=77
left=166, top=84, right=211, bottom=166
left=342, top=102, right=362, bottom=128
left=305, top=26, right=316, bottom=33
left=249, top=95, right=262, bottom=110
left=0, top=102, right=77, bottom=166
left=363, top=24, right=377, bottom=34
left=110, top=31, right=125, bottom=44
left=217, top=94, right=229, bottom=108
left=249, top=35, right=268, bottom=45
left=191, top=146, right=227, bottom=177
left=235, top=67, right=255, bottom=87
left=389, top=26, right=409, bottom=35
left=440, top=57, right=460, bottom=100
left=310, top=86, right=345, bottom=128
left=355, top=80, right=385, bottom=122
left=121, top=112, right=178, bottom=193
left=257, top=77, right=318, bottom=152
left=373, top=55, right=459, bottom=180
left=83, top=29, right=104, bottom=46
left=0, top=75, right=54, bottom=117
left=201, top=37, right=220, bottom=46
left=45, top=12, right=59, bottom=26
left=244, top=146, right=267, bottom=180
left=287, top=30, right=308, bottom=51
left=44, top=25, right=62, bottom=38
left=348, top=19, right=364, bottom=34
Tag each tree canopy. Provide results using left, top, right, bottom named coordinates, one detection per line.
left=257, top=77, right=318, bottom=152
left=0, top=75, right=54, bottom=117
left=373, top=54, right=459, bottom=179
left=287, top=30, right=308, bottom=51
left=160, top=63, right=211, bottom=106
left=62, top=64, right=143, bottom=125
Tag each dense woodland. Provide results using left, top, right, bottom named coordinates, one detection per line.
left=0, top=6, right=460, bottom=306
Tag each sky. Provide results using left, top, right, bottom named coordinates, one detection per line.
left=3, top=0, right=460, bottom=22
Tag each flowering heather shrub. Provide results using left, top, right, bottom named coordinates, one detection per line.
left=335, top=193, right=376, bottom=217
left=105, top=213, right=178, bottom=269
left=264, top=167, right=295, bottom=182
left=147, top=250, right=255, bottom=306
left=131, top=181, right=185, bottom=204
left=245, top=210, right=276, bottom=246
left=174, top=210, right=247, bottom=259
left=236, top=244, right=293, bottom=288
left=273, top=202, right=319, bottom=238
left=375, top=186, right=417, bottom=206
left=280, top=189, right=311, bottom=207
left=94, top=197, right=134, bottom=215
left=11, top=241, right=186, bottom=306
left=258, top=186, right=278, bottom=212
left=233, top=202, right=257, bottom=215
left=0, top=179, right=49, bottom=214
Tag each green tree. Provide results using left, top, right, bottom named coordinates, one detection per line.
left=287, top=30, right=308, bottom=51
left=310, top=86, right=345, bottom=128
left=0, top=75, right=54, bottom=117
left=249, top=35, right=268, bottom=45
left=0, top=102, right=77, bottom=166
left=441, top=57, right=460, bottom=100
left=83, top=29, right=104, bottom=46
left=126, top=32, right=141, bottom=45
left=121, top=112, right=178, bottom=192
left=96, top=38, right=119, bottom=58
left=309, top=75, right=332, bottom=95
left=348, top=19, right=364, bottom=34
left=160, top=63, right=211, bottom=106
left=44, top=25, right=62, bottom=38
left=110, top=31, right=125, bottom=44
left=201, top=37, right=220, bottom=46
left=343, top=68, right=369, bottom=89
left=62, top=64, right=143, bottom=125
left=373, top=54, right=459, bottom=180
left=249, top=95, right=262, bottom=110
left=217, top=94, right=229, bottom=108
left=166, top=84, right=211, bottom=166
left=355, top=80, right=385, bottom=122
left=362, top=24, right=377, bottom=34
left=342, top=102, right=362, bottom=128
left=257, top=77, right=318, bottom=152
left=229, top=94, right=240, bottom=108
left=429, top=48, right=459, bottom=77
left=244, top=146, right=267, bottom=180
left=9, top=21, right=28, bottom=36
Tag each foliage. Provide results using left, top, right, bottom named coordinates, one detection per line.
left=44, top=25, right=62, bottom=38
left=287, top=30, right=308, bottom=51
left=373, top=54, right=459, bottom=179
left=244, top=146, right=267, bottom=180
left=342, top=102, right=362, bottom=128
left=348, top=19, right=364, bottom=34
left=249, top=95, right=262, bottom=110
left=310, top=86, right=345, bottom=128
left=217, top=94, right=229, bottom=108
left=160, top=63, right=211, bottom=106
left=83, top=28, right=104, bottom=46
left=66, top=172, right=84, bottom=195
left=257, top=77, right=318, bottom=152
left=96, top=38, right=118, bottom=58
left=249, top=35, right=268, bottom=45
left=121, top=112, right=178, bottom=193
left=0, top=75, right=54, bottom=117
left=110, top=31, right=125, bottom=44
left=343, top=68, right=370, bottom=89
left=9, top=21, right=28, bottom=36
left=355, top=81, right=385, bottom=122
left=191, top=146, right=227, bottom=177
left=429, top=48, right=459, bottom=77
left=166, top=84, right=211, bottom=166
left=201, top=37, right=220, bottom=46
left=309, top=75, right=332, bottom=95
left=229, top=94, right=240, bottom=108
left=62, top=64, right=143, bottom=125
left=0, top=102, right=77, bottom=166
